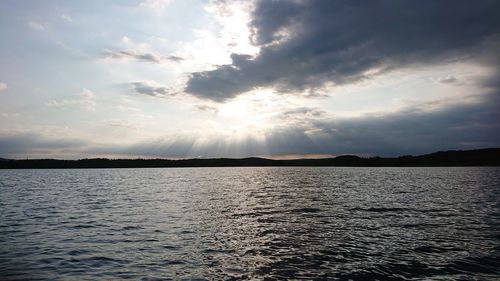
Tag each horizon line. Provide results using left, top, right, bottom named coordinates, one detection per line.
left=1, top=147, right=498, bottom=161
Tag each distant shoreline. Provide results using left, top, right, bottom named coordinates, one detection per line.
left=1, top=148, right=499, bottom=169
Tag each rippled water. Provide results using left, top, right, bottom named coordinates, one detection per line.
left=1, top=167, right=499, bottom=280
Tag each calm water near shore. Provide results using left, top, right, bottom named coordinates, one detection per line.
left=1, top=167, right=499, bottom=280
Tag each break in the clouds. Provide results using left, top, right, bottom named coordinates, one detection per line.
left=186, top=0, right=500, bottom=101
left=1, top=0, right=499, bottom=159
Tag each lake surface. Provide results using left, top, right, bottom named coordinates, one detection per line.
left=1, top=167, right=499, bottom=280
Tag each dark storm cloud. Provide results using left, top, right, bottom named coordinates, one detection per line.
left=103, top=50, right=184, bottom=64
left=185, top=55, right=255, bottom=102
left=132, top=82, right=177, bottom=98
left=186, top=0, right=500, bottom=101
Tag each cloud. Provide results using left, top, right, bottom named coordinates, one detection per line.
left=139, top=0, right=171, bottom=10
left=103, top=50, right=160, bottom=63
left=281, top=107, right=326, bottom=119
left=185, top=0, right=500, bottom=101
left=102, top=49, right=184, bottom=64
left=28, top=21, right=46, bottom=31
left=3, top=91, right=499, bottom=159
left=0, top=82, right=6, bottom=92
left=46, top=88, right=96, bottom=111
left=131, top=81, right=177, bottom=98
left=61, top=14, right=73, bottom=22
left=196, top=104, right=219, bottom=113
left=104, top=120, right=139, bottom=130
left=0, top=132, right=88, bottom=158
left=122, top=89, right=500, bottom=157
left=121, top=36, right=131, bottom=45
left=166, top=55, right=184, bottom=62
left=439, top=75, right=458, bottom=84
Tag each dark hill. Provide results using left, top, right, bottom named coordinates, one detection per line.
left=0, top=148, right=499, bottom=169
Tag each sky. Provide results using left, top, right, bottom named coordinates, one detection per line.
left=0, top=0, right=500, bottom=159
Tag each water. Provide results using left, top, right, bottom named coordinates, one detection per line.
left=1, top=167, right=499, bottom=280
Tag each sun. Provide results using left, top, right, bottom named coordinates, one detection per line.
left=215, top=89, right=281, bottom=134
left=219, top=99, right=252, bottom=119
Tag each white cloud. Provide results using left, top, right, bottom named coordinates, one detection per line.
left=121, top=36, right=131, bottom=45
left=46, top=88, right=96, bottom=111
left=204, top=0, right=259, bottom=55
left=28, top=21, right=46, bottom=31
left=80, top=88, right=95, bottom=99
left=171, top=1, right=258, bottom=73
left=0, top=82, right=6, bottom=92
left=61, top=14, right=73, bottom=22
left=104, top=120, right=140, bottom=130
left=139, top=0, right=171, bottom=12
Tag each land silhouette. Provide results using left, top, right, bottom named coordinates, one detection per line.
left=0, top=148, right=499, bottom=169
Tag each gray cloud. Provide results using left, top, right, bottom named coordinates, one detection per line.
left=439, top=76, right=458, bottom=84
left=103, top=50, right=184, bottom=64
left=186, top=0, right=500, bottom=101
left=195, top=104, right=219, bottom=113
left=132, top=82, right=177, bottom=98
left=312, top=101, right=500, bottom=156
left=267, top=93, right=500, bottom=156
left=166, top=55, right=184, bottom=62
left=281, top=107, right=325, bottom=118
left=0, top=133, right=88, bottom=158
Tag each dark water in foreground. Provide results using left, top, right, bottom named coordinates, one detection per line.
left=1, top=167, right=499, bottom=280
